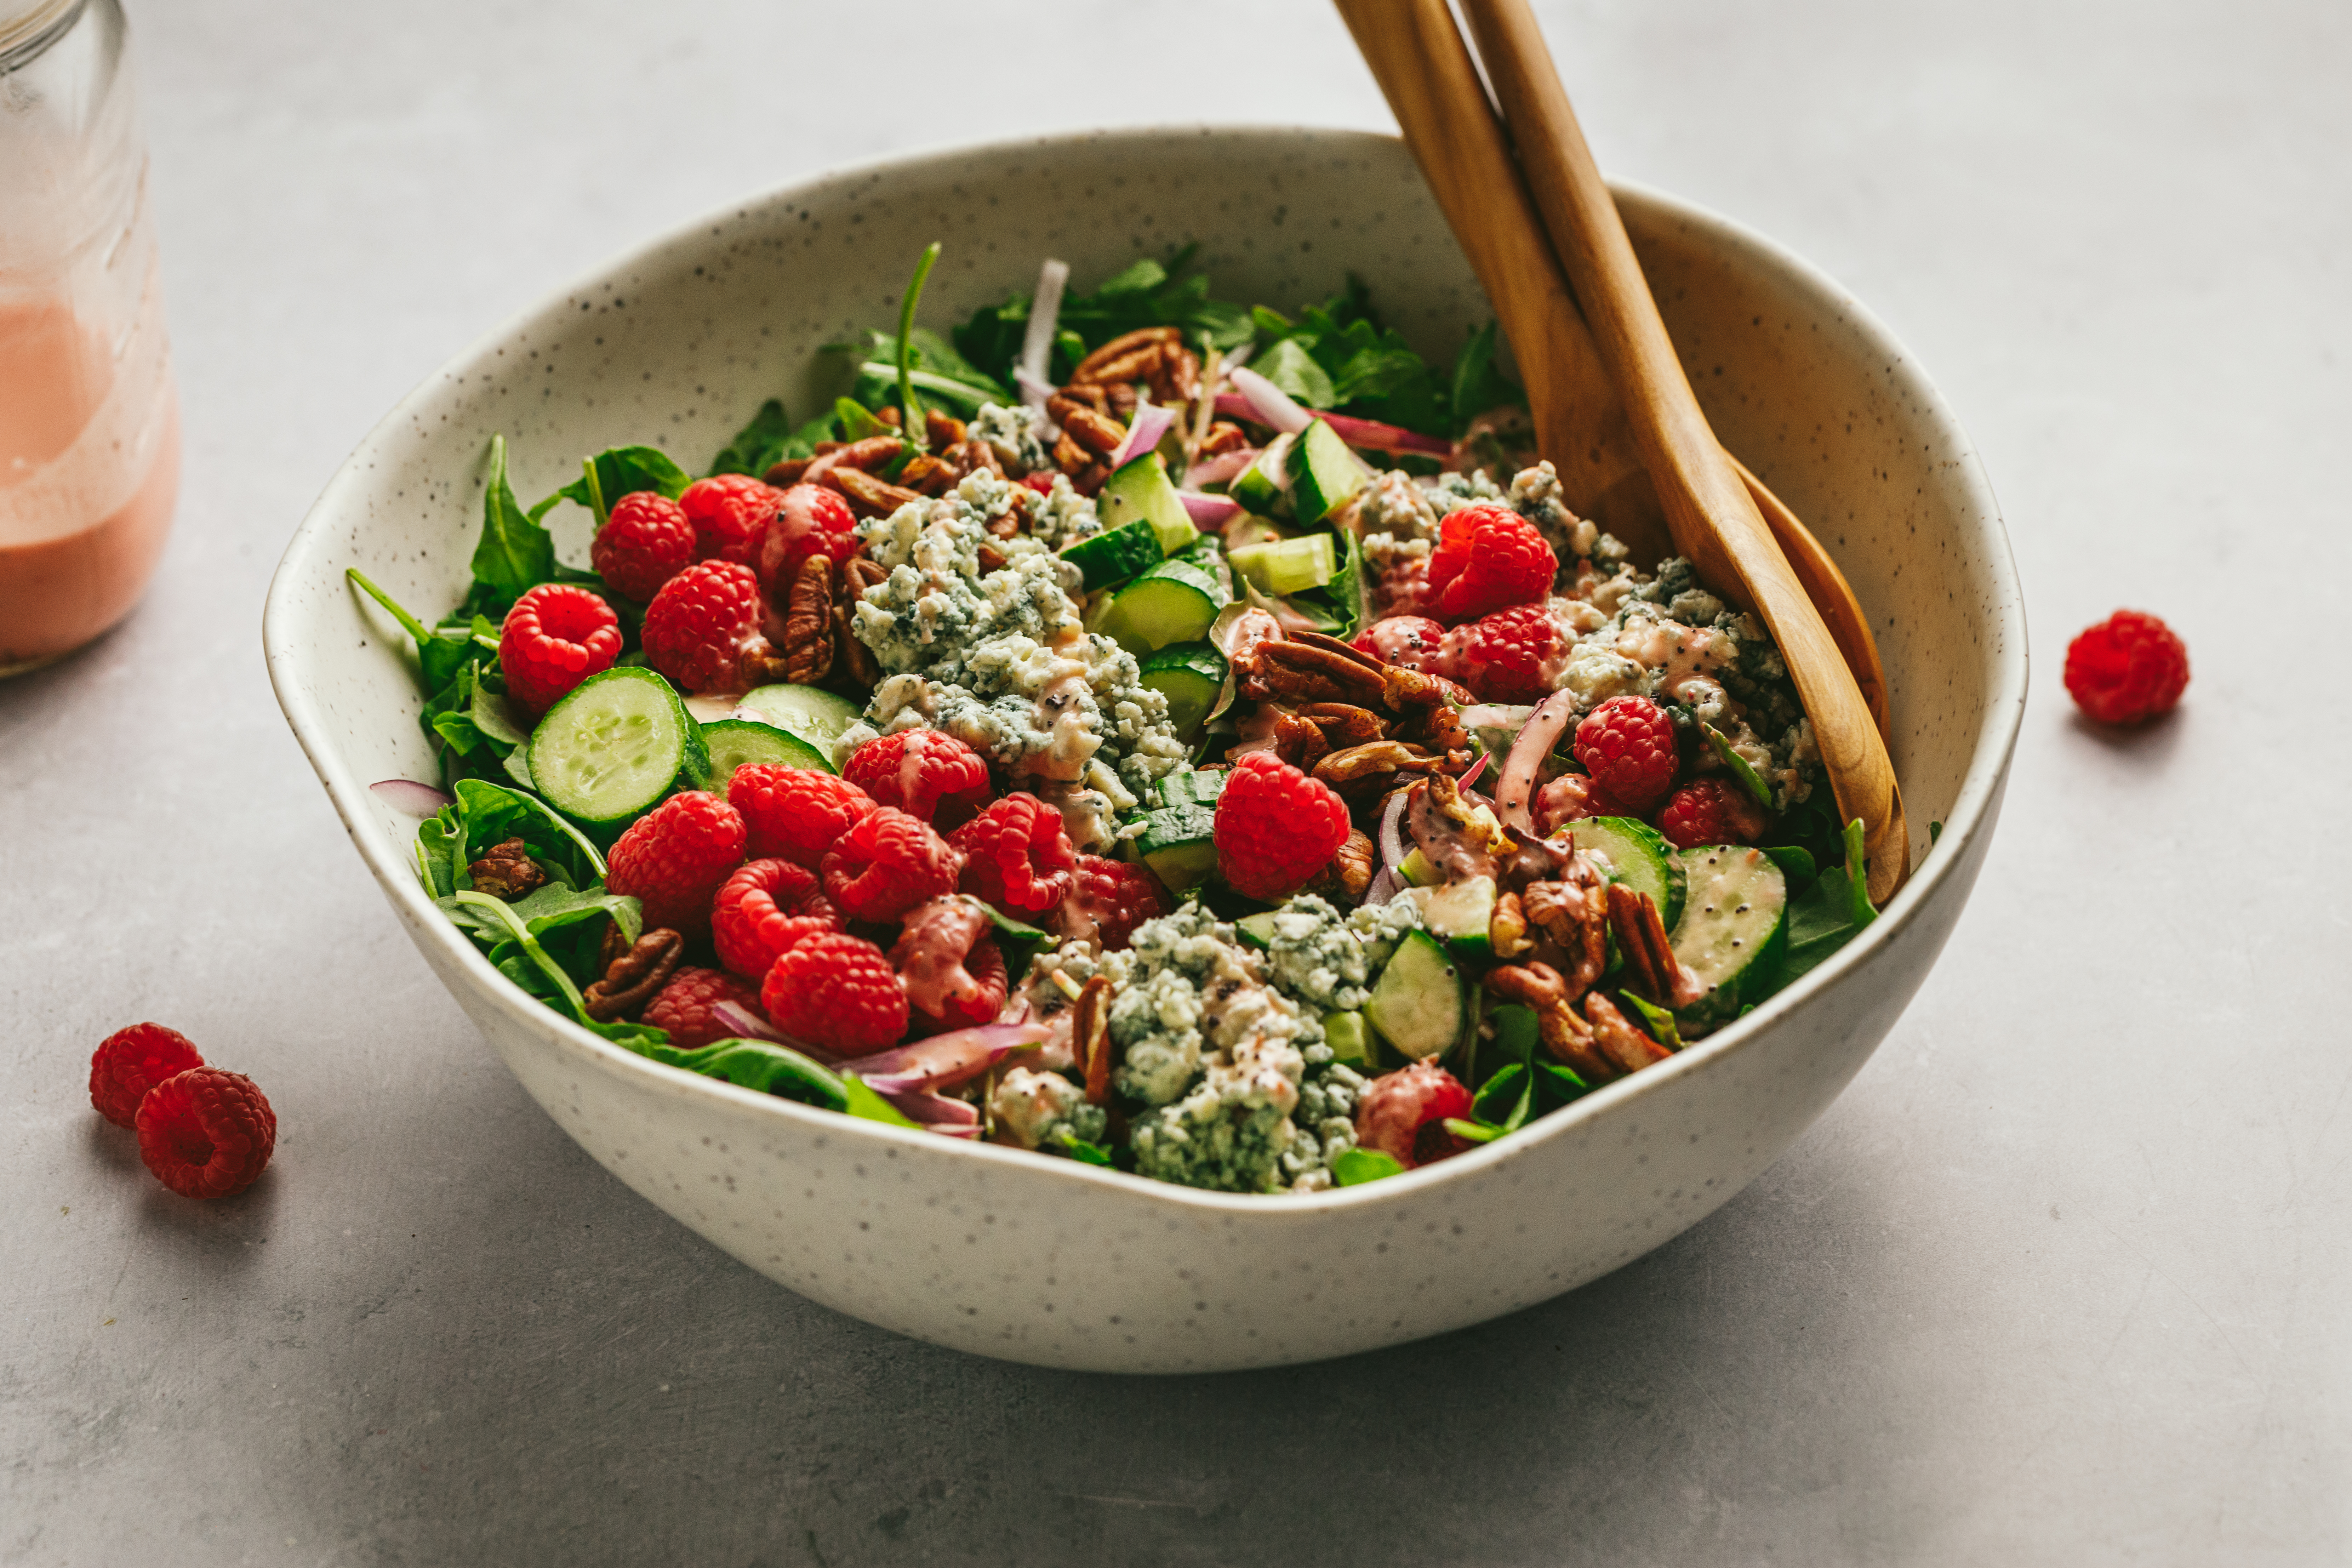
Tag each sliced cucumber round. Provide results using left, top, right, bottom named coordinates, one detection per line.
left=527, top=667, right=708, bottom=826
left=736, top=683, right=862, bottom=751
left=1059, top=517, right=1163, bottom=592
left=1090, top=560, right=1227, bottom=656
left=1138, top=642, right=1227, bottom=737
left=1408, top=874, right=1498, bottom=961
left=702, top=718, right=830, bottom=787
left=1097, top=451, right=1199, bottom=557
left=1567, top=816, right=1686, bottom=928
left=1229, top=532, right=1337, bottom=595
left=1670, top=845, right=1789, bottom=1026
left=1285, top=418, right=1368, bottom=526
left=1365, top=928, right=1465, bottom=1060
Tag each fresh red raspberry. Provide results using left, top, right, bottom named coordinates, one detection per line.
left=1369, top=555, right=1435, bottom=620
left=2064, top=610, right=2189, bottom=725
left=498, top=583, right=622, bottom=713
left=590, top=491, right=696, bottom=602
left=136, top=1067, right=276, bottom=1200
left=843, top=729, right=993, bottom=828
left=1532, top=772, right=1642, bottom=835
left=1070, top=855, right=1168, bottom=951
left=1574, top=695, right=1680, bottom=807
left=1425, top=503, right=1555, bottom=623
left=711, top=858, right=842, bottom=979
left=680, top=474, right=784, bottom=566
left=1656, top=776, right=1769, bottom=849
left=948, top=792, right=1077, bottom=916
left=88, top=1022, right=204, bottom=1128
left=641, top=560, right=763, bottom=693
left=821, top=807, right=966, bottom=922
left=729, top=766, right=878, bottom=868
left=643, top=966, right=767, bottom=1049
left=890, top=897, right=1009, bottom=1029
left=760, top=932, right=908, bottom=1056
left=1438, top=603, right=1567, bottom=703
left=1355, top=1060, right=1474, bottom=1169
left=1214, top=752, right=1352, bottom=902
left=1018, top=471, right=1059, bottom=497
left=606, top=791, right=747, bottom=936
left=1354, top=614, right=1447, bottom=674
left=754, top=483, right=861, bottom=597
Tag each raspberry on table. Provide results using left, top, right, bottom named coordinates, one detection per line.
left=136, top=1067, right=276, bottom=1200
left=2064, top=609, right=2188, bottom=725
left=680, top=474, right=784, bottom=566
left=590, top=491, right=696, bottom=602
left=821, top=807, right=966, bottom=923
left=1656, top=776, right=1769, bottom=849
left=1574, top=695, right=1680, bottom=807
left=948, top=792, right=1076, bottom=916
left=498, top=583, right=622, bottom=713
left=1071, top=855, right=1169, bottom=951
left=754, top=483, right=861, bottom=598
left=728, top=766, right=878, bottom=868
left=711, top=857, right=842, bottom=979
left=606, top=791, right=747, bottom=936
left=641, top=559, right=763, bottom=694
left=760, top=931, right=908, bottom=1056
left=1438, top=603, right=1566, bottom=703
left=1214, top=751, right=1352, bottom=902
left=889, top=897, right=1009, bottom=1029
left=1353, top=614, right=1447, bottom=675
left=1424, top=503, right=1555, bottom=623
left=89, top=1022, right=204, bottom=1128
left=843, top=729, right=993, bottom=827
left=643, top=966, right=769, bottom=1049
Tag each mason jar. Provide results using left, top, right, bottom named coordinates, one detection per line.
left=0, top=0, right=178, bottom=677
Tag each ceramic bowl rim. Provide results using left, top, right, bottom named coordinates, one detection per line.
left=263, top=124, right=2026, bottom=1218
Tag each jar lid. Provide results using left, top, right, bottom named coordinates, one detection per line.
left=0, top=0, right=83, bottom=70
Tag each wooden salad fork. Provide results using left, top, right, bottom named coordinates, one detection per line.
left=1334, top=0, right=1906, bottom=900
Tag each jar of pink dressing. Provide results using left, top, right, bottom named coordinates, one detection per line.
left=0, top=0, right=177, bottom=677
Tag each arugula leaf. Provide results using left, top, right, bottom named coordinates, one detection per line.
left=949, top=246, right=1252, bottom=385
left=534, top=444, right=693, bottom=525
left=894, top=242, right=943, bottom=435
left=449, top=777, right=607, bottom=884
left=1776, top=818, right=1877, bottom=987
left=1616, top=991, right=1684, bottom=1050
left=641, top=1038, right=847, bottom=1109
left=839, top=1073, right=924, bottom=1129
left=1049, top=1134, right=1115, bottom=1167
left=964, top=896, right=1054, bottom=979
left=1761, top=844, right=1817, bottom=892
left=1703, top=723, right=1776, bottom=810
left=468, top=678, right=528, bottom=748
left=1256, top=337, right=1336, bottom=407
left=348, top=569, right=479, bottom=695
left=707, top=399, right=794, bottom=478
left=417, top=808, right=463, bottom=898
left=1444, top=1118, right=1504, bottom=1145
left=452, top=890, right=593, bottom=1017
left=470, top=435, right=557, bottom=600
left=1448, top=319, right=1525, bottom=429
left=1332, top=1147, right=1406, bottom=1186
left=834, top=397, right=891, bottom=441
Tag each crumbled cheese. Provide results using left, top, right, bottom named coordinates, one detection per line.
left=989, top=1066, right=1107, bottom=1151
left=968, top=401, right=1052, bottom=476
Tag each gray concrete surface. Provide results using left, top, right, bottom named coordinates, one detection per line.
left=6, top=1, right=2348, bottom=1562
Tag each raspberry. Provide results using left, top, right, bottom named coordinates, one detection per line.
left=711, top=857, right=841, bottom=979
left=1070, top=855, right=1169, bottom=951
left=136, top=1068, right=276, bottom=1199
left=949, top=792, right=1077, bottom=916
left=890, top=897, right=1009, bottom=1029
left=729, top=766, right=878, bottom=868
left=680, top=473, right=784, bottom=566
left=1574, top=695, right=1680, bottom=807
left=822, top=807, right=966, bottom=922
left=1214, top=752, right=1352, bottom=902
left=1354, top=1060, right=1474, bottom=1169
left=605, top=791, right=747, bottom=936
left=1018, top=471, right=1059, bottom=497
left=754, top=483, right=861, bottom=597
left=1424, top=503, right=1555, bottom=623
left=1532, top=772, right=1641, bottom=835
left=1439, top=603, right=1567, bottom=703
left=1656, top=776, right=1769, bottom=849
left=1369, top=555, right=1435, bottom=620
left=843, top=729, right=993, bottom=827
left=643, top=966, right=769, bottom=1049
left=641, top=560, right=762, bottom=693
left=760, top=932, right=908, bottom=1056
left=590, top=491, right=696, bottom=602
left=2065, top=610, right=2189, bottom=725
left=88, top=1022, right=204, bottom=1128
left=1353, top=614, right=1447, bottom=674
left=498, top=583, right=622, bottom=713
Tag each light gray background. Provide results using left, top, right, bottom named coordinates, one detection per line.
left=5, top=1, right=2345, bottom=1562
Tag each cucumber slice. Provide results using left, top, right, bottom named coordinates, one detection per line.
left=1229, top=533, right=1338, bottom=595
left=1097, top=451, right=1199, bottom=557
left=1365, top=929, right=1465, bottom=1060
left=1230, top=432, right=1295, bottom=517
left=1150, top=767, right=1228, bottom=810
left=1224, top=513, right=1289, bottom=552
left=1059, top=517, right=1164, bottom=592
left=1138, top=642, right=1227, bottom=737
left=1323, top=1009, right=1370, bottom=1067
left=1235, top=911, right=1279, bottom=950
left=1397, top=846, right=1442, bottom=888
left=1286, top=419, right=1368, bottom=526
left=527, top=667, right=708, bottom=826
left=1671, top=845, right=1789, bottom=1026
left=1088, top=559, right=1227, bottom=656
left=736, top=683, right=862, bottom=752
left=1409, top=874, right=1497, bottom=961
left=702, top=718, right=830, bottom=786
left=1567, top=816, right=1687, bottom=928
left=1135, top=800, right=1220, bottom=892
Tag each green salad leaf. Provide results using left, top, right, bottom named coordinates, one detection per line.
left=643, top=1038, right=847, bottom=1109
left=471, top=436, right=557, bottom=601
left=707, top=398, right=795, bottom=478
left=533, top=444, right=693, bottom=525
left=1332, top=1147, right=1406, bottom=1186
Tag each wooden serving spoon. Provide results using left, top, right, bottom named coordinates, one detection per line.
left=1333, top=0, right=1906, bottom=901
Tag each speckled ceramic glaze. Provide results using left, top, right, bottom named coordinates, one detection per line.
left=264, top=128, right=2023, bottom=1373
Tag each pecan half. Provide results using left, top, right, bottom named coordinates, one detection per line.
left=781, top=554, right=836, bottom=684
left=1521, top=876, right=1610, bottom=995
left=1074, top=976, right=1114, bottom=1106
left=1607, top=883, right=1707, bottom=1009
left=1198, top=420, right=1247, bottom=457
left=898, top=452, right=956, bottom=497
left=1047, top=395, right=1128, bottom=457
left=1303, top=829, right=1377, bottom=903
left=1490, top=890, right=1534, bottom=961
left=467, top=838, right=546, bottom=901
left=804, top=435, right=905, bottom=485
left=1584, top=991, right=1673, bottom=1075
left=831, top=467, right=925, bottom=519
left=924, top=408, right=967, bottom=449
left=1156, top=345, right=1202, bottom=406
left=1273, top=712, right=1333, bottom=772
left=1484, top=962, right=1614, bottom=1084
left=1069, top=327, right=1180, bottom=383
left=735, top=636, right=793, bottom=687
left=834, top=558, right=885, bottom=688
left=947, top=435, right=1004, bottom=480
left=764, top=456, right=815, bottom=486
left=582, top=928, right=685, bottom=1021
left=1237, top=640, right=1388, bottom=705
left=1074, top=341, right=1164, bottom=390
left=1294, top=702, right=1388, bottom=749
left=1312, top=740, right=1434, bottom=786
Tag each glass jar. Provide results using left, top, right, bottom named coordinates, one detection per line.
left=0, top=0, right=177, bottom=677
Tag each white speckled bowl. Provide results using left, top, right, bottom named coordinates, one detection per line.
left=264, top=128, right=2022, bottom=1373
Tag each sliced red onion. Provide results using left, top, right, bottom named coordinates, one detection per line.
left=1223, top=369, right=1312, bottom=435
left=1177, top=490, right=1242, bottom=529
left=1109, top=397, right=1179, bottom=468
left=1220, top=342, right=1255, bottom=374
left=1458, top=752, right=1489, bottom=792
left=874, top=1087, right=983, bottom=1131
left=709, top=1000, right=830, bottom=1055
left=1015, top=365, right=1059, bottom=427
left=833, top=1022, right=1050, bottom=1093
left=371, top=779, right=453, bottom=817
left=1378, top=786, right=1410, bottom=874
left=1319, top=411, right=1454, bottom=457
left=1495, top=690, right=1578, bottom=834
left=1361, top=866, right=1402, bottom=907
left=1185, top=447, right=1259, bottom=487
left=1018, top=258, right=1069, bottom=384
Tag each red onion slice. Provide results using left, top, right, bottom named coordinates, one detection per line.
left=1015, top=365, right=1059, bottom=427
left=1458, top=752, right=1489, bottom=792
left=1177, top=490, right=1242, bottom=529
left=833, top=1022, right=1050, bottom=1093
left=1018, top=257, right=1069, bottom=385
left=371, top=779, right=453, bottom=817
left=1109, top=397, right=1179, bottom=468
left=1361, top=865, right=1402, bottom=908
left=1495, top=691, right=1578, bottom=834
left=1378, top=786, right=1410, bottom=874
left=1223, top=370, right=1312, bottom=435
left=707, top=1000, right=833, bottom=1056
left=1185, top=447, right=1259, bottom=487
left=873, top=1086, right=983, bottom=1131
left=1319, top=411, right=1453, bottom=457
